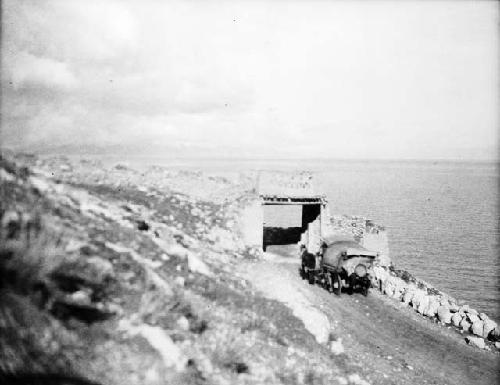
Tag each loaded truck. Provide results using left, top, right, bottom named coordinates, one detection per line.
left=299, top=239, right=377, bottom=296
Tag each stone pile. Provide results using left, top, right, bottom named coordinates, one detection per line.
left=371, top=265, right=500, bottom=350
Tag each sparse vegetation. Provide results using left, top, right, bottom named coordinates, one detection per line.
left=7, top=153, right=484, bottom=385
left=3, top=153, right=360, bottom=384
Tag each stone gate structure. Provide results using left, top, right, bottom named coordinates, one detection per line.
left=253, top=171, right=389, bottom=261
left=258, top=171, right=329, bottom=252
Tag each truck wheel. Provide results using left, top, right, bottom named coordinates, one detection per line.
left=324, top=272, right=332, bottom=292
left=320, top=274, right=328, bottom=290
left=308, top=271, right=315, bottom=285
left=348, top=275, right=356, bottom=295
left=332, top=272, right=341, bottom=296
left=362, top=281, right=370, bottom=296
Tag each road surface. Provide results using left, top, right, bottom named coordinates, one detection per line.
left=239, top=246, right=499, bottom=385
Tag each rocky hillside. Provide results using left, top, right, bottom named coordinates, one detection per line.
left=0, top=153, right=373, bottom=385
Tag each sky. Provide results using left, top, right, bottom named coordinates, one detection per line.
left=1, top=0, right=498, bottom=160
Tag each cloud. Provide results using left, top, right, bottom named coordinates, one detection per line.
left=3, top=0, right=137, bottom=62
left=1, top=0, right=498, bottom=160
left=6, top=51, right=78, bottom=90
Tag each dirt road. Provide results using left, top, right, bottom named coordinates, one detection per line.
left=240, top=247, right=499, bottom=385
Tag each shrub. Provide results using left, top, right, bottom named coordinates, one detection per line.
left=0, top=209, right=63, bottom=303
left=210, top=328, right=250, bottom=374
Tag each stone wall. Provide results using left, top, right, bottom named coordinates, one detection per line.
left=330, top=215, right=366, bottom=242
left=239, top=200, right=264, bottom=248
left=371, top=265, right=500, bottom=351
left=326, top=214, right=390, bottom=266
left=362, top=225, right=390, bottom=266
left=258, top=171, right=316, bottom=196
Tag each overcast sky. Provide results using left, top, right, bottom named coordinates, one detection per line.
left=1, top=0, right=498, bottom=160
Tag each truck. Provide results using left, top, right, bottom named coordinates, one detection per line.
left=299, top=239, right=377, bottom=296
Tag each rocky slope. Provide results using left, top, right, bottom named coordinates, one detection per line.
left=1, top=153, right=371, bottom=385
left=1, top=153, right=498, bottom=385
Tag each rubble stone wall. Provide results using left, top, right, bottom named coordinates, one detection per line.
left=371, top=265, right=500, bottom=350
left=326, top=214, right=390, bottom=265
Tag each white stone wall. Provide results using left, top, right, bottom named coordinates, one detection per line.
left=308, top=218, right=321, bottom=253
left=371, top=265, right=500, bottom=350
left=361, top=231, right=390, bottom=266
left=239, top=200, right=264, bottom=248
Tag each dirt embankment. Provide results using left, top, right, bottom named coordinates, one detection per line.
left=1, top=153, right=498, bottom=385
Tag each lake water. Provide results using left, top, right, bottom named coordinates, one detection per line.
left=98, top=156, right=499, bottom=321
left=314, top=160, right=499, bottom=323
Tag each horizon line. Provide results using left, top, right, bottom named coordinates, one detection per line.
left=2, top=147, right=498, bottom=164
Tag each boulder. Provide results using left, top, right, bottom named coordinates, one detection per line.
left=65, top=239, right=88, bottom=253
left=391, top=280, right=406, bottom=300
left=87, top=256, right=115, bottom=278
left=417, top=295, right=430, bottom=315
left=165, top=244, right=190, bottom=260
left=468, top=308, right=478, bottom=316
left=174, top=276, right=185, bottom=287
left=393, top=289, right=404, bottom=300
left=329, top=338, right=344, bottom=355
left=439, top=298, right=449, bottom=306
left=0, top=168, right=16, bottom=182
left=411, top=289, right=425, bottom=310
left=437, top=306, right=452, bottom=324
left=448, top=303, right=459, bottom=312
left=383, top=282, right=395, bottom=297
left=425, top=298, right=440, bottom=317
left=487, top=327, right=500, bottom=342
left=372, top=266, right=389, bottom=284
left=402, top=289, right=414, bottom=305
left=187, top=253, right=213, bottom=277
left=483, top=319, right=498, bottom=339
left=105, top=302, right=123, bottom=316
left=347, top=374, right=370, bottom=385
left=467, top=313, right=480, bottom=324
left=391, top=277, right=405, bottom=292
left=495, top=342, right=500, bottom=350
left=53, top=256, right=115, bottom=290
left=2, top=210, right=21, bottom=238
left=471, top=320, right=484, bottom=337
left=66, top=290, right=92, bottom=306
left=119, top=321, right=187, bottom=370
left=460, top=318, right=471, bottom=332
left=451, top=313, right=462, bottom=327
left=465, top=336, right=485, bottom=349
left=176, top=316, right=190, bottom=331
left=479, top=312, right=488, bottom=321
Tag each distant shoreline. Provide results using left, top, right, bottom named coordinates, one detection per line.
left=2, top=147, right=498, bottom=165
